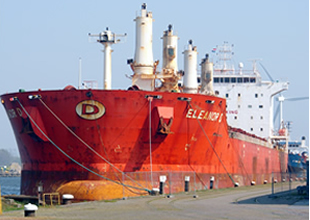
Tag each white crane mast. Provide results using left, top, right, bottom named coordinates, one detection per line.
left=89, top=28, right=126, bottom=90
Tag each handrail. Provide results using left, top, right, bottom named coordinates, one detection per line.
left=42, top=193, right=60, bottom=206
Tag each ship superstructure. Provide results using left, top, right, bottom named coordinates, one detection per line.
left=212, top=43, right=289, bottom=140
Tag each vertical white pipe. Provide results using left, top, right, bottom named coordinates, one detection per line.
left=279, top=100, right=283, bottom=129
left=200, top=54, right=214, bottom=95
left=131, top=3, right=155, bottom=91
left=183, top=40, right=198, bottom=93
left=104, top=43, right=112, bottom=90
left=133, top=3, right=154, bottom=75
left=161, top=24, right=178, bottom=72
left=269, top=97, right=274, bottom=138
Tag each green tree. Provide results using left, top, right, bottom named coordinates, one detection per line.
left=0, top=149, right=20, bottom=166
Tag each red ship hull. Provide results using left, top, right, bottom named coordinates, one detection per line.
left=1, top=89, right=287, bottom=200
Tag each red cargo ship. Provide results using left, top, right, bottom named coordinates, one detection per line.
left=1, top=4, right=287, bottom=201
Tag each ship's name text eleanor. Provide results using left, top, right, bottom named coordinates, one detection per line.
left=186, top=108, right=223, bottom=122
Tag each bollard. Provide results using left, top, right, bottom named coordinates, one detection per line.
left=24, top=203, right=38, bottom=217
left=210, top=176, right=214, bottom=189
left=62, top=194, right=74, bottom=205
left=168, top=172, right=172, bottom=198
left=37, top=184, right=43, bottom=205
left=159, top=176, right=167, bottom=195
left=150, top=188, right=159, bottom=196
left=159, top=182, right=164, bottom=195
left=184, top=176, right=190, bottom=192
left=272, top=173, right=274, bottom=195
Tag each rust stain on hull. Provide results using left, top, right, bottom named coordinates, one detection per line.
left=1, top=90, right=287, bottom=200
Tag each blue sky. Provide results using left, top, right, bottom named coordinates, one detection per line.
left=0, top=0, right=308, bottom=156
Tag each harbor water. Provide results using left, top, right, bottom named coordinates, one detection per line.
left=0, top=176, right=20, bottom=195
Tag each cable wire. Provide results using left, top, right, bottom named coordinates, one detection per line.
left=17, top=98, right=150, bottom=193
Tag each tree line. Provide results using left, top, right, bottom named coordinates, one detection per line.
left=0, top=149, right=20, bottom=166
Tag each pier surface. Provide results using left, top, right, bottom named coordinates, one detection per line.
left=0, top=183, right=308, bottom=220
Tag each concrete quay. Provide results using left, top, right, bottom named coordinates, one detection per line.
left=0, top=183, right=308, bottom=220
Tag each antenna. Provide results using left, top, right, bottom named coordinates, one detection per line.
left=78, top=57, right=82, bottom=89
left=248, top=59, right=262, bottom=75
left=214, top=42, right=235, bottom=73
left=88, top=28, right=126, bottom=90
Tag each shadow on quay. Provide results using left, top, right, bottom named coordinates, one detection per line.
left=236, top=188, right=309, bottom=206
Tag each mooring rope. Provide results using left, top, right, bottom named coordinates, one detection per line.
left=38, top=98, right=148, bottom=192
left=92, top=110, right=147, bottom=196
left=214, top=102, right=252, bottom=184
left=187, top=101, right=237, bottom=186
left=16, top=98, right=150, bottom=193
left=232, top=144, right=252, bottom=184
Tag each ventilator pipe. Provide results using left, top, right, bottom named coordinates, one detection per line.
left=131, top=3, right=155, bottom=91
left=161, top=24, right=178, bottom=72
left=133, top=3, right=154, bottom=75
left=183, top=40, right=198, bottom=93
left=200, top=53, right=214, bottom=95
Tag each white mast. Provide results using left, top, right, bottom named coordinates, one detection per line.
left=183, top=40, right=198, bottom=93
left=89, top=28, right=126, bottom=90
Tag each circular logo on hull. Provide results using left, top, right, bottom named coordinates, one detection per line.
left=76, top=100, right=105, bottom=120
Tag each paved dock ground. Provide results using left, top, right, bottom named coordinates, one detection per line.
left=1, top=183, right=308, bottom=220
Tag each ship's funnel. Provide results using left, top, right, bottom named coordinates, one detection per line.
left=161, top=24, right=178, bottom=72
left=131, top=3, right=155, bottom=91
left=183, top=40, right=198, bottom=93
left=200, top=54, right=214, bottom=95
